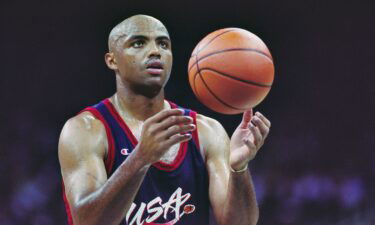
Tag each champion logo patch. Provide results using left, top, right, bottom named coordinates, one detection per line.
left=121, top=148, right=130, bottom=156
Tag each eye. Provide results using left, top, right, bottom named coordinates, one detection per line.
left=131, top=40, right=145, bottom=48
left=159, top=40, right=169, bottom=49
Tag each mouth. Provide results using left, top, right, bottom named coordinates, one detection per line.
left=146, top=61, right=164, bottom=75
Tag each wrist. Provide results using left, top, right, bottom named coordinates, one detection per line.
left=130, top=146, right=152, bottom=170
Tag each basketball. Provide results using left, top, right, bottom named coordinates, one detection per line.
left=188, top=28, right=274, bottom=114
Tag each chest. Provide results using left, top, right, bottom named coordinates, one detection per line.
left=130, top=123, right=181, bottom=164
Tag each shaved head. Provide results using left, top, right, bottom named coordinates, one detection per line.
left=108, top=15, right=169, bottom=52
left=104, top=15, right=173, bottom=99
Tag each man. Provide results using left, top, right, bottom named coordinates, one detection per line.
left=59, top=15, right=271, bottom=225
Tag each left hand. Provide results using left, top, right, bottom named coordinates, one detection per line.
left=230, top=109, right=271, bottom=171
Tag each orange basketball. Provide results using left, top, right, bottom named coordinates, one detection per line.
left=188, top=28, right=274, bottom=114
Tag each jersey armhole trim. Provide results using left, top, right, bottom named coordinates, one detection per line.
left=81, top=107, right=115, bottom=174
left=62, top=181, right=74, bottom=225
left=190, top=111, right=204, bottom=157
left=103, top=99, right=138, bottom=147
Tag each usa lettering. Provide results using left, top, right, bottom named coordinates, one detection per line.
left=126, top=187, right=193, bottom=225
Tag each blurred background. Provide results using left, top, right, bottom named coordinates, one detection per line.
left=1, top=0, right=374, bottom=224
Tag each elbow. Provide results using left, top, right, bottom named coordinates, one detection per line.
left=70, top=204, right=88, bottom=225
left=218, top=207, right=259, bottom=225
left=250, top=206, right=259, bottom=225
left=70, top=202, right=99, bottom=225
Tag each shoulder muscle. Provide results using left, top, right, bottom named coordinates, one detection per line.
left=58, top=111, right=109, bottom=205
left=196, top=114, right=230, bottom=161
left=59, top=112, right=107, bottom=168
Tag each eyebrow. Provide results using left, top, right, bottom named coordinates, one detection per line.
left=156, top=35, right=171, bottom=42
left=126, top=34, right=170, bottom=42
left=127, top=35, right=148, bottom=41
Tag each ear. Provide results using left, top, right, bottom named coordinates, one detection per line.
left=104, top=52, right=118, bottom=70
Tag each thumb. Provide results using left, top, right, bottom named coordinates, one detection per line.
left=239, top=108, right=253, bottom=129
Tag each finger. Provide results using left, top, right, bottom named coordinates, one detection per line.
left=164, top=133, right=192, bottom=146
left=249, top=123, right=262, bottom=146
left=255, top=111, right=271, bottom=128
left=243, top=138, right=256, bottom=150
left=252, top=116, right=270, bottom=138
left=147, top=109, right=184, bottom=124
left=161, top=124, right=196, bottom=139
left=155, top=115, right=193, bottom=132
left=239, top=109, right=253, bottom=129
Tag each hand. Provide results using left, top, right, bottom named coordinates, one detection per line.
left=134, top=109, right=195, bottom=165
left=229, top=109, right=271, bottom=171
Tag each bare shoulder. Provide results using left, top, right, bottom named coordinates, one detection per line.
left=196, top=114, right=230, bottom=158
left=58, top=111, right=107, bottom=169
left=196, top=114, right=225, bottom=133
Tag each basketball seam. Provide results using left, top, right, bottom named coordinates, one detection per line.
left=188, top=48, right=273, bottom=72
left=195, top=49, right=242, bottom=111
left=196, top=67, right=273, bottom=88
left=194, top=51, right=201, bottom=98
left=191, top=55, right=199, bottom=97
left=190, top=28, right=239, bottom=58
left=193, top=69, right=201, bottom=101
left=195, top=70, right=248, bottom=111
left=191, top=28, right=239, bottom=98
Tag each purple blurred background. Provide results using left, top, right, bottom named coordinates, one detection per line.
left=1, top=0, right=374, bottom=224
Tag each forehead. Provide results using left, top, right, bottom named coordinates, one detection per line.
left=125, top=19, right=169, bottom=37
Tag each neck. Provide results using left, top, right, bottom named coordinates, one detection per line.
left=113, top=77, right=167, bottom=121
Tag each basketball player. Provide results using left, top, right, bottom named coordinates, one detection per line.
left=59, top=15, right=271, bottom=225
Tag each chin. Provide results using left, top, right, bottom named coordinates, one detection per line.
left=131, top=82, right=164, bottom=98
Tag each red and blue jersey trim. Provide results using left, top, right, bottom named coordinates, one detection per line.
left=62, top=98, right=207, bottom=225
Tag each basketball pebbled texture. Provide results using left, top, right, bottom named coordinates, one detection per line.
left=188, top=28, right=274, bottom=114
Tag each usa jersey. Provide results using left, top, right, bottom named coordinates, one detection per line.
left=63, top=98, right=210, bottom=225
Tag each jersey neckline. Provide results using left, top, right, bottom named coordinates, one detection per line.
left=103, top=98, right=189, bottom=171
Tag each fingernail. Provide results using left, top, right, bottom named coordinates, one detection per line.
left=178, top=109, right=184, bottom=114
left=250, top=120, right=256, bottom=127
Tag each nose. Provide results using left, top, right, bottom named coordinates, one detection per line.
left=148, top=42, right=161, bottom=59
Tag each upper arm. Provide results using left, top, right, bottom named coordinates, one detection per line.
left=196, top=115, right=230, bottom=218
left=58, top=112, right=108, bottom=209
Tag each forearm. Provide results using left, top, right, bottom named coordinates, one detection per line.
left=219, top=169, right=259, bottom=225
left=72, top=148, right=149, bottom=225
